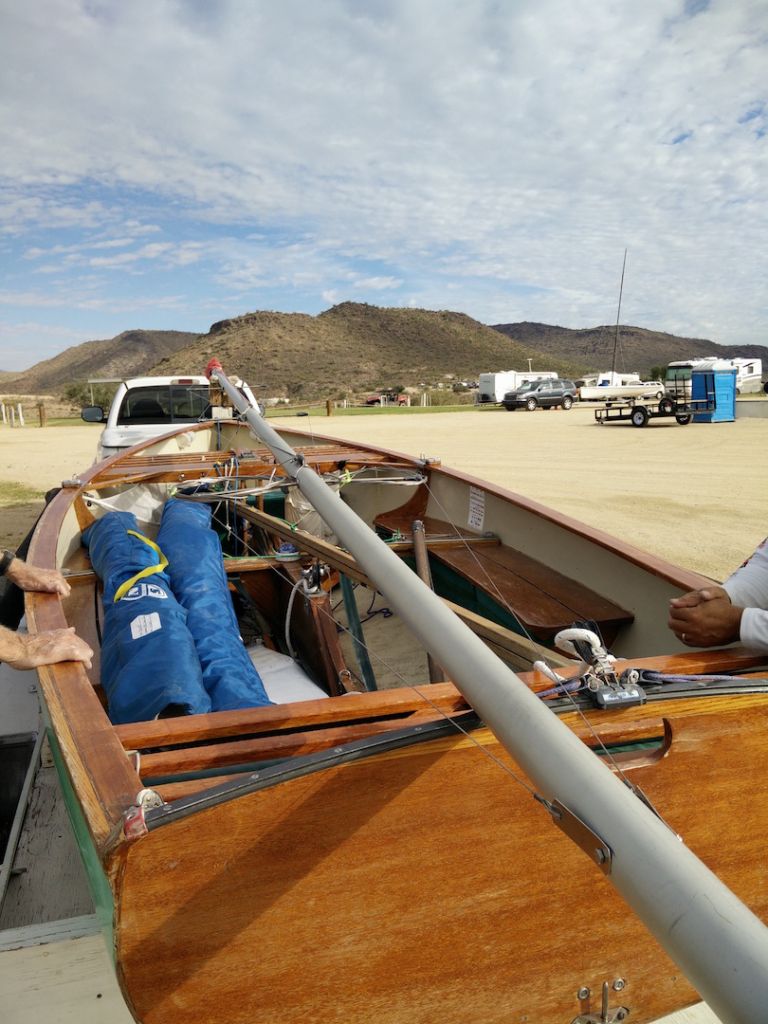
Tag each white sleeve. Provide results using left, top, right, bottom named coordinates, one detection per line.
left=738, top=608, right=768, bottom=652
left=722, top=538, right=768, bottom=651
left=722, top=538, right=768, bottom=608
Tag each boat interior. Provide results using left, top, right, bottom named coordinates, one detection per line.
left=35, top=428, right=767, bottom=821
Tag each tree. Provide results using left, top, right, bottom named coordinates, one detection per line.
left=63, top=381, right=119, bottom=409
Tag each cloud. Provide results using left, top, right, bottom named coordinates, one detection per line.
left=351, top=276, right=402, bottom=291
left=0, top=0, right=766, bottom=363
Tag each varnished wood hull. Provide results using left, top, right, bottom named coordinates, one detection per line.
left=24, top=419, right=768, bottom=1023
left=113, top=694, right=768, bottom=1024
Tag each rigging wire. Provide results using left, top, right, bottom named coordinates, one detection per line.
left=383, top=473, right=640, bottom=786
left=142, top=439, right=639, bottom=797
left=197, top=487, right=553, bottom=799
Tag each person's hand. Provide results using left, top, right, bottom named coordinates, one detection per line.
left=4, top=627, right=93, bottom=670
left=668, top=586, right=742, bottom=647
left=6, top=558, right=71, bottom=597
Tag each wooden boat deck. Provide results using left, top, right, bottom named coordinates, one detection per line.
left=89, top=442, right=413, bottom=487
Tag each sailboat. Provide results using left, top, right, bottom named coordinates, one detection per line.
left=25, top=361, right=768, bottom=1023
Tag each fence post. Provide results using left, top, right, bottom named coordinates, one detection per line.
left=326, top=399, right=333, bottom=417
left=38, top=402, right=47, bottom=427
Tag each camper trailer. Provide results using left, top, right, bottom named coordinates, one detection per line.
left=477, top=370, right=557, bottom=404
left=666, top=358, right=763, bottom=398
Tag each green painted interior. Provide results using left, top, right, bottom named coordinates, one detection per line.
left=45, top=725, right=116, bottom=961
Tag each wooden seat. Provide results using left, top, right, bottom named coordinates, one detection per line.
left=374, top=486, right=633, bottom=646
left=430, top=544, right=634, bottom=646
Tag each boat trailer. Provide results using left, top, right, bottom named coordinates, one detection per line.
left=593, top=394, right=714, bottom=428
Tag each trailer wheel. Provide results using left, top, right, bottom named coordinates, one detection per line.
left=525, top=397, right=538, bottom=411
left=561, top=396, right=573, bottom=410
left=631, top=406, right=649, bottom=428
left=675, top=412, right=692, bottom=425
left=658, top=397, right=675, bottom=416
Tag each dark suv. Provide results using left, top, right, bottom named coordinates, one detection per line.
left=502, top=379, right=578, bottom=411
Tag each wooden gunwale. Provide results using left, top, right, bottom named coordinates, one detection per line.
left=137, top=710, right=448, bottom=779
left=88, top=445, right=414, bottom=488
left=26, top=486, right=143, bottom=850
left=114, top=683, right=468, bottom=749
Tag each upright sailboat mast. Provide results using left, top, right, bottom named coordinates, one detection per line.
left=610, top=247, right=628, bottom=378
left=209, top=361, right=768, bottom=1023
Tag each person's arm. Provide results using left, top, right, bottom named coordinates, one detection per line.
left=668, top=540, right=768, bottom=652
left=0, top=624, right=93, bottom=670
left=733, top=608, right=768, bottom=652
left=721, top=539, right=768, bottom=610
left=4, top=555, right=71, bottom=597
left=668, top=586, right=743, bottom=647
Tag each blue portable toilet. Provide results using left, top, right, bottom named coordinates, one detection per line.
left=692, top=366, right=736, bottom=423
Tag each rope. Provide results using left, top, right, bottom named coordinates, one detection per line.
left=113, top=530, right=169, bottom=602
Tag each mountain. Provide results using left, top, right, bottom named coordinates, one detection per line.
left=2, top=305, right=764, bottom=399
left=87, top=303, right=586, bottom=399
left=490, top=322, right=768, bottom=378
left=0, top=329, right=201, bottom=394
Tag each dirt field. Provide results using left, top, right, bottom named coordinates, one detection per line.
left=0, top=406, right=765, bottom=581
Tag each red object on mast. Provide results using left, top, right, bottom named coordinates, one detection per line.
left=205, top=358, right=223, bottom=379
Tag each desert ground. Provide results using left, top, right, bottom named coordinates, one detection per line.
left=0, top=404, right=765, bottom=580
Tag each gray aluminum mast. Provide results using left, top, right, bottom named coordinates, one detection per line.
left=210, top=364, right=768, bottom=1023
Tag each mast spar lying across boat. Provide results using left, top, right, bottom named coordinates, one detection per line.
left=207, top=359, right=768, bottom=1024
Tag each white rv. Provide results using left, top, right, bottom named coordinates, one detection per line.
left=478, top=370, right=558, bottom=404
left=665, top=358, right=763, bottom=398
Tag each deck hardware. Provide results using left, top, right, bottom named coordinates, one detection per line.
left=546, top=799, right=613, bottom=874
left=303, top=561, right=330, bottom=593
left=592, top=679, right=646, bottom=710
left=554, top=627, right=646, bottom=710
left=123, top=788, right=165, bottom=840
left=572, top=980, right=629, bottom=1022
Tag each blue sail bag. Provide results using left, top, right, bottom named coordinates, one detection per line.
left=157, top=499, right=272, bottom=711
left=82, top=511, right=211, bottom=724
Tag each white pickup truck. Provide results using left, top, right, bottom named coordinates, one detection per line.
left=81, top=375, right=239, bottom=460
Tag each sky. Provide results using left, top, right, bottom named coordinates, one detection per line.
left=1, top=0, right=767, bottom=372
